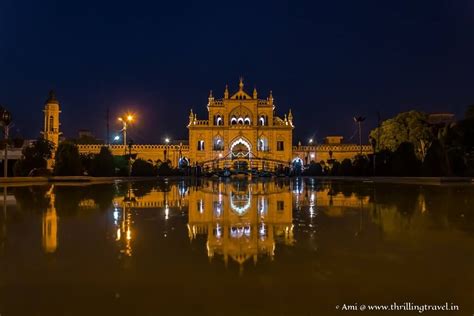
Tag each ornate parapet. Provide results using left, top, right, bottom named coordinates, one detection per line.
left=77, top=144, right=190, bottom=167
left=292, top=144, right=372, bottom=163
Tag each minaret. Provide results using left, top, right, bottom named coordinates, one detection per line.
left=208, top=90, right=214, bottom=104
left=239, top=77, right=244, bottom=91
left=188, top=109, right=195, bottom=126
left=224, top=85, right=229, bottom=99
left=268, top=90, right=274, bottom=106
left=253, top=87, right=258, bottom=99
left=288, top=109, right=293, bottom=126
left=42, top=90, right=61, bottom=149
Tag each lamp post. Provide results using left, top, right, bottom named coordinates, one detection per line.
left=308, top=138, right=314, bottom=165
left=0, top=107, right=12, bottom=178
left=164, top=137, right=170, bottom=162
left=370, top=137, right=377, bottom=176
left=128, top=140, right=134, bottom=177
left=118, top=114, right=134, bottom=148
left=353, top=116, right=366, bottom=155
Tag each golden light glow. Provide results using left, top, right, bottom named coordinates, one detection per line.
left=127, top=115, right=134, bottom=122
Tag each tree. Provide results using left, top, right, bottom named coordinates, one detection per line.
left=54, top=142, right=82, bottom=176
left=369, top=111, right=434, bottom=160
left=329, top=160, right=340, bottom=176
left=131, top=159, right=156, bottom=177
left=13, top=138, right=54, bottom=176
left=352, top=155, right=370, bottom=176
left=422, top=140, right=449, bottom=176
left=91, top=146, right=115, bottom=176
left=339, top=159, right=353, bottom=176
left=304, top=161, right=323, bottom=176
left=156, top=161, right=177, bottom=176
left=391, top=142, right=421, bottom=176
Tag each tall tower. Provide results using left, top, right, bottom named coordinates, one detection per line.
left=42, top=90, right=61, bottom=149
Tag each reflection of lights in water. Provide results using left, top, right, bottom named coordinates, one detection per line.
left=113, top=209, right=119, bottom=224
left=114, top=203, right=133, bottom=257
left=230, top=192, right=251, bottom=215
left=259, top=223, right=266, bottom=237
left=165, top=205, right=169, bottom=220
left=258, top=196, right=267, bottom=216
left=178, top=182, right=188, bottom=196
left=198, top=199, right=204, bottom=214
left=293, top=179, right=303, bottom=194
left=215, top=224, right=222, bottom=238
left=214, top=202, right=222, bottom=217
left=230, top=225, right=251, bottom=238
left=309, top=192, right=316, bottom=218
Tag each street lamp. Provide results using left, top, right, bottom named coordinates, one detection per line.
left=164, top=137, right=170, bottom=162
left=353, top=116, right=366, bottom=155
left=307, top=138, right=315, bottom=165
left=118, top=114, right=134, bottom=147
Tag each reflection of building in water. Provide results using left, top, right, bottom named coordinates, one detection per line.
left=114, top=186, right=135, bottom=257
left=187, top=180, right=294, bottom=267
left=294, top=181, right=370, bottom=217
left=42, top=186, right=58, bottom=253
left=109, top=181, right=190, bottom=257
left=112, top=184, right=188, bottom=209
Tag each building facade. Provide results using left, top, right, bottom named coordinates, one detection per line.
left=40, top=81, right=370, bottom=169
left=187, top=78, right=294, bottom=169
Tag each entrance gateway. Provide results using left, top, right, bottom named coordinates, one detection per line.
left=230, top=137, right=251, bottom=170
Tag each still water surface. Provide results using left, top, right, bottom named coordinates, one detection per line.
left=0, top=178, right=473, bottom=315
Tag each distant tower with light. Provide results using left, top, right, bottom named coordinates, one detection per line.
left=42, top=90, right=61, bottom=148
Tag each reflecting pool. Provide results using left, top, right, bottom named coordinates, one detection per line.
left=0, top=178, right=473, bottom=315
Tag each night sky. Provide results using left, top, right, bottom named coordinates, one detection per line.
left=1, top=0, right=474, bottom=144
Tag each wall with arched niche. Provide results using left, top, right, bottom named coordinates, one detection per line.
left=229, top=106, right=253, bottom=126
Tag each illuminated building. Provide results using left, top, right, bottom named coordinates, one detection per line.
left=39, top=81, right=371, bottom=169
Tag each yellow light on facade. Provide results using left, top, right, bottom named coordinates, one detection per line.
left=118, top=117, right=123, bottom=122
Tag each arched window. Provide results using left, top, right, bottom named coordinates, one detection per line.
left=197, top=140, right=205, bottom=151
left=213, top=136, right=223, bottom=151
left=215, top=115, right=223, bottom=126
left=258, top=137, right=268, bottom=151
left=259, top=115, right=266, bottom=126
left=244, top=116, right=251, bottom=125
left=49, top=116, right=54, bottom=132
left=237, top=117, right=244, bottom=125
left=230, top=116, right=237, bottom=125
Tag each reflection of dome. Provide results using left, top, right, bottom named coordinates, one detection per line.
left=230, top=191, right=251, bottom=215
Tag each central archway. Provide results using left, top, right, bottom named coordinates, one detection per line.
left=230, top=137, right=251, bottom=158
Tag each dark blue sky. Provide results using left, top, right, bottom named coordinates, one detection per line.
left=1, top=0, right=474, bottom=144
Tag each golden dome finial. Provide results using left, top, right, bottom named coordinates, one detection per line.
left=239, top=77, right=244, bottom=90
